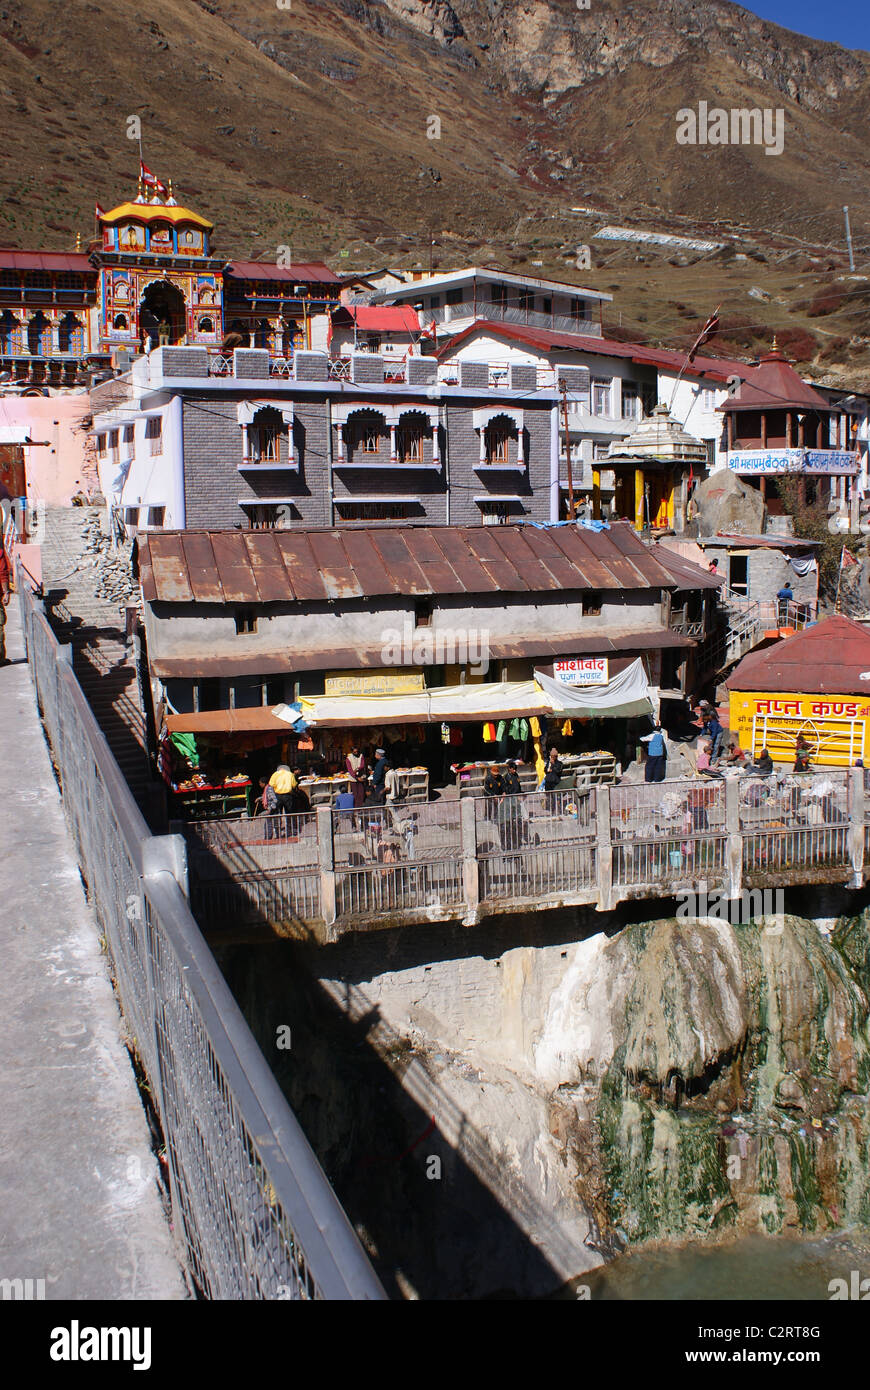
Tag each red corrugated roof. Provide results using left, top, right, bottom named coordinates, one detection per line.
left=227, top=260, right=341, bottom=285
left=719, top=345, right=831, bottom=413
left=727, top=615, right=870, bottom=695
left=138, top=520, right=682, bottom=605
left=438, top=319, right=750, bottom=383
left=334, top=305, right=420, bottom=332
left=0, top=250, right=94, bottom=272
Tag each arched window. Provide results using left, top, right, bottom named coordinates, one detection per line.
left=27, top=311, right=51, bottom=357
left=59, top=313, right=85, bottom=353
left=197, top=316, right=214, bottom=334
left=347, top=411, right=388, bottom=459
left=484, top=417, right=514, bottom=465
left=396, top=412, right=428, bottom=463
left=248, top=406, right=285, bottom=463
left=0, top=310, right=22, bottom=355
left=113, top=313, right=128, bottom=331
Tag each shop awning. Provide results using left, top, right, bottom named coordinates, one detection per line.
left=164, top=708, right=299, bottom=734
left=298, top=680, right=550, bottom=727
left=534, top=659, right=653, bottom=720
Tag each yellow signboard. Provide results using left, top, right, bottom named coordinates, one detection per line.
left=730, top=689, right=870, bottom=767
left=324, top=669, right=426, bottom=697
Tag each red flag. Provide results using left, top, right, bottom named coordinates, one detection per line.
left=842, top=547, right=859, bottom=568
left=687, top=307, right=721, bottom=363
left=140, top=161, right=168, bottom=197
left=95, top=204, right=105, bottom=219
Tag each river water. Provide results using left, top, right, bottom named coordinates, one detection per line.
left=560, top=1230, right=870, bottom=1300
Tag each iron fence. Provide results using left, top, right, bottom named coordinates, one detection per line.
left=17, top=574, right=384, bottom=1301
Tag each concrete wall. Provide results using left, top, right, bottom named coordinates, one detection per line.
left=702, top=543, right=818, bottom=607
left=145, top=588, right=664, bottom=665
left=3, top=396, right=93, bottom=507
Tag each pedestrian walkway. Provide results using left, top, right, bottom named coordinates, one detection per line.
left=0, top=599, right=185, bottom=1300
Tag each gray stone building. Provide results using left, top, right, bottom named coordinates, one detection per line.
left=94, top=346, right=571, bottom=534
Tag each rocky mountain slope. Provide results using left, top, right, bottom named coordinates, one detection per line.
left=1, top=0, right=868, bottom=381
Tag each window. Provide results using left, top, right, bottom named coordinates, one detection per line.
left=365, top=334, right=381, bottom=353
left=641, top=384, right=658, bottom=416
left=96, top=434, right=107, bottom=457
left=429, top=295, right=441, bottom=309
left=123, top=425, right=135, bottom=446
left=479, top=501, right=511, bottom=526
left=485, top=421, right=512, bottom=465
left=146, top=506, right=165, bottom=527
left=583, top=591, right=602, bottom=617
left=124, top=507, right=139, bottom=527
left=491, top=284, right=508, bottom=310
left=591, top=378, right=611, bottom=418
left=198, top=316, right=214, bottom=334
left=592, top=442, right=611, bottom=461
left=338, top=502, right=417, bottom=521
left=519, top=289, right=534, bottom=313
left=622, top=382, right=641, bottom=421
left=350, top=413, right=386, bottom=456
left=571, top=300, right=587, bottom=324
left=145, top=416, right=162, bottom=456
left=108, top=430, right=119, bottom=463
left=247, top=505, right=280, bottom=530
left=414, top=598, right=433, bottom=628
left=542, top=298, right=552, bottom=315
left=235, top=609, right=258, bottom=635
left=248, top=407, right=283, bottom=463
left=446, top=288, right=463, bottom=305
left=113, top=313, right=128, bottom=330
left=397, top=420, right=425, bottom=463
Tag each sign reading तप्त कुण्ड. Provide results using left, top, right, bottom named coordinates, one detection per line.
left=553, top=658, right=609, bottom=687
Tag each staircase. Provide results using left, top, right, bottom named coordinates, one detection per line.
left=40, top=507, right=151, bottom=805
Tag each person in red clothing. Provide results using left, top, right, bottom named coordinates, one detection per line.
left=0, top=532, right=11, bottom=665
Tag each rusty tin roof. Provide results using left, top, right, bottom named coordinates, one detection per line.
left=138, top=522, right=679, bottom=606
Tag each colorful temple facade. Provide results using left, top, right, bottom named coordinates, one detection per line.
left=0, top=177, right=342, bottom=392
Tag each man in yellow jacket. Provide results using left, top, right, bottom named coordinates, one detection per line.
left=269, top=763, right=297, bottom=813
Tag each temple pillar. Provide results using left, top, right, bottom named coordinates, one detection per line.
left=592, top=468, right=601, bottom=520
left=635, top=468, right=645, bottom=530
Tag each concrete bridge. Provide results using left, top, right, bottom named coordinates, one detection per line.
left=182, top=769, right=867, bottom=942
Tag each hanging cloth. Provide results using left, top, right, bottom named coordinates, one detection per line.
left=561, top=719, right=573, bottom=738
left=533, top=737, right=546, bottom=783
left=483, top=721, right=497, bottom=743
left=496, top=720, right=507, bottom=741
left=441, top=722, right=451, bottom=745
left=529, top=716, right=542, bottom=738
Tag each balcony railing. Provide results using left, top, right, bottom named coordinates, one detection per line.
left=417, top=302, right=601, bottom=337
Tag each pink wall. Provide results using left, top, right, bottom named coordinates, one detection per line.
left=0, top=396, right=94, bottom=506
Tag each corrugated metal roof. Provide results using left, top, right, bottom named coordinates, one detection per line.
left=0, top=250, right=94, bottom=272
left=138, top=522, right=680, bottom=606
left=650, top=543, right=724, bottom=591
left=438, top=320, right=750, bottom=384
left=333, top=305, right=420, bottom=332
left=227, top=260, right=342, bottom=285
left=718, top=346, right=831, bottom=413
left=727, top=615, right=870, bottom=695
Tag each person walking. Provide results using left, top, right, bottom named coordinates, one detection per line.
left=0, top=530, right=10, bottom=665
left=641, top=723, right=668, bottom=783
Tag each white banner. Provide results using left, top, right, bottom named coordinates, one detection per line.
left=728, top=448, right=858, bottom=476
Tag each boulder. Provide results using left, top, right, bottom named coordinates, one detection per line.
left=695, top=468, right=766, bottom=536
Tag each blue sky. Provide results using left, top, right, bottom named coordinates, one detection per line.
left=739, top=0, right=870, bottom=50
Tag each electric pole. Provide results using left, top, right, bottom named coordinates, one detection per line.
left=844, top=206, right=855, bottom=273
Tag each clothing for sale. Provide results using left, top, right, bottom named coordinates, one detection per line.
left=482, top=722, right=497, bottom=743
left=529, top=716, right=542, bottom=739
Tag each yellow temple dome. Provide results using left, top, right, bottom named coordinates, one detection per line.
left=99, top=201, right=212, bottom=230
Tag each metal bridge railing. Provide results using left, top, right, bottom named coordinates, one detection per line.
left=17, top=569, right=384, bottom=1302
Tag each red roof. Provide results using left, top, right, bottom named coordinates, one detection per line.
left=438, top=319, right=750, bottom=384
left=720, top=345, right=831, bottom=413
left=0, top=250, right=94, bottom=273
left=333, top=305, right=420, bottom=332
left=227, top=260, right=341, bottom=285
left=727, top=615, right=870, bottom=695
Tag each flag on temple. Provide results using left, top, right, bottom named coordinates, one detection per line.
left=842, top=547, right=859, bottom=567
left=95, top=204, right=105, bottom=219
left=687, top=308, right=721, bottom=362
left=139, top=162, right=168, bottom=197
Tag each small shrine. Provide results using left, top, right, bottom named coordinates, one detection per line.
left=602, top=404, right=708, bottom=533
